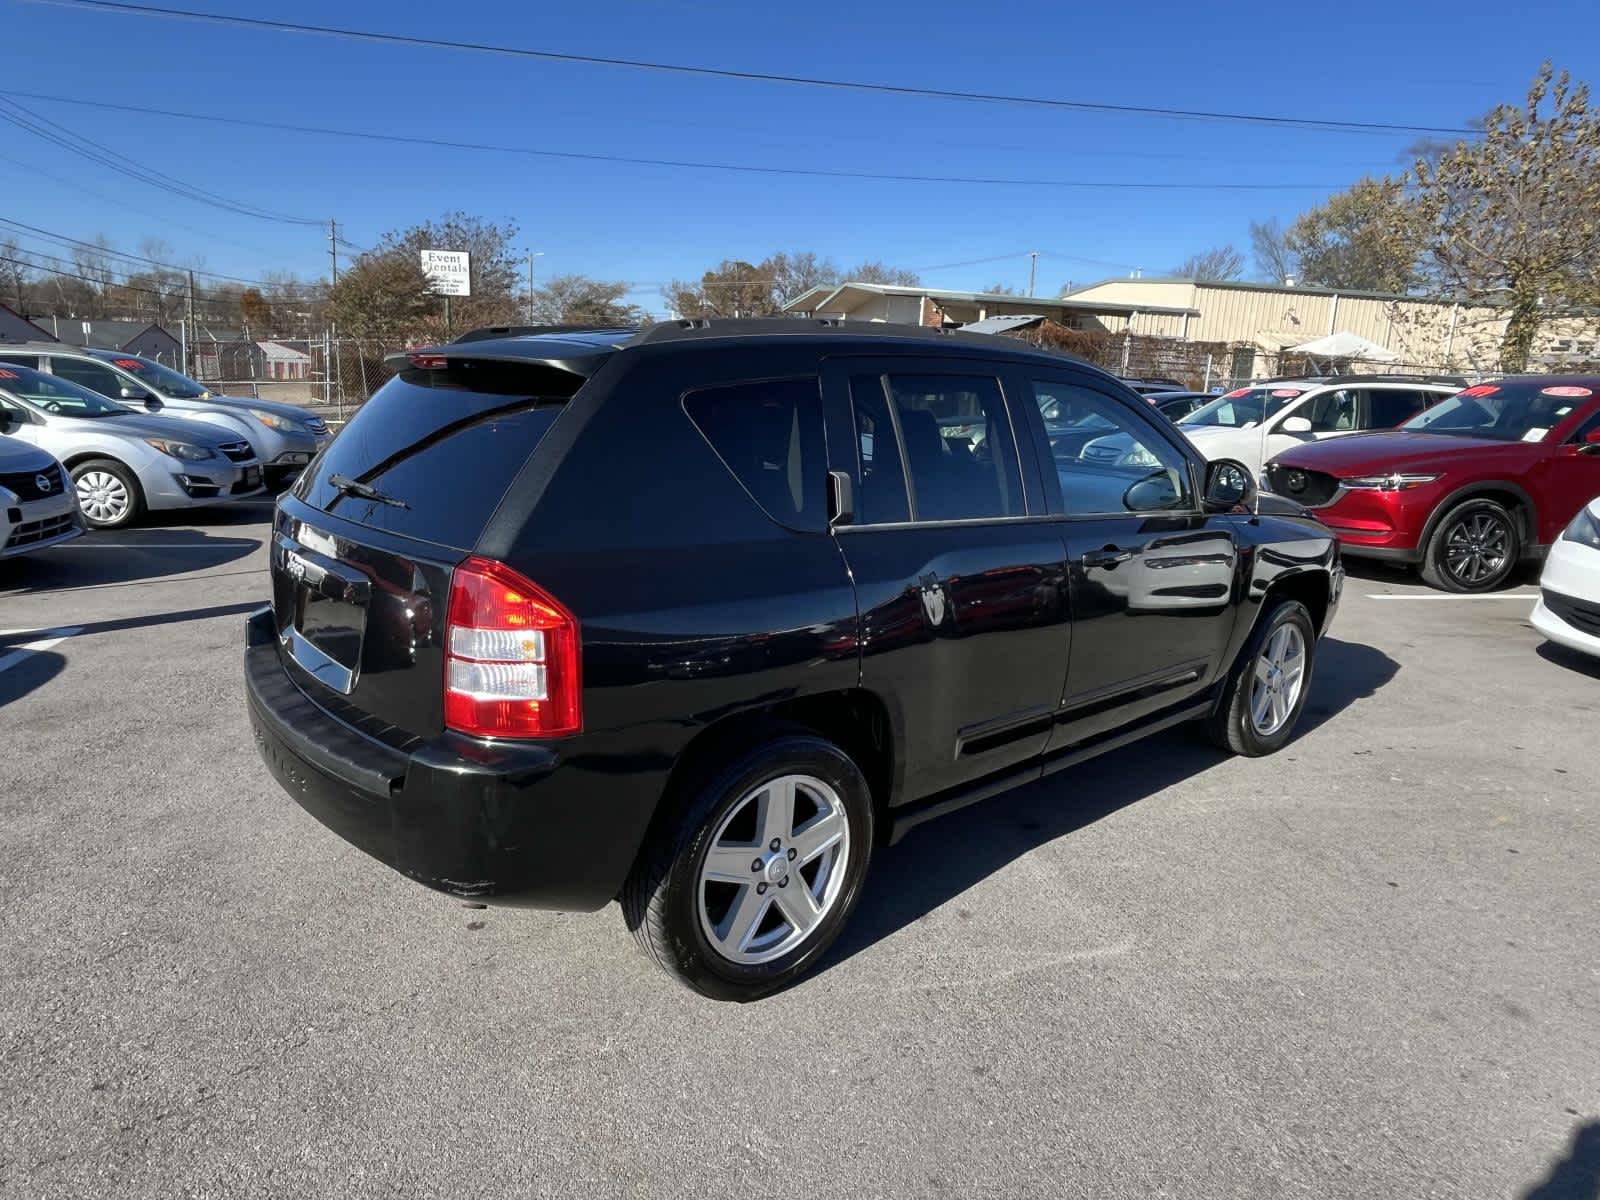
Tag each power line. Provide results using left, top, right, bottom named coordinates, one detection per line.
left=0, top=94, right=324, bottom=226
left=0, top=91, right=1355, bottom=193
left=0, top=216, right=308, bottom=289
left=28, top=0, right=1477, bottom=138
left=0, top=150, right=284, bottom=259
left=0, top=250, right=183, bottom=300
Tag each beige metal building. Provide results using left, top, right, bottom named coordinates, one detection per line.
left=1062, top=277, right=1600, bottom=376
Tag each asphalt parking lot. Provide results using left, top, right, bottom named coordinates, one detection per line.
left=2, top=506, right=1597, bottom=1199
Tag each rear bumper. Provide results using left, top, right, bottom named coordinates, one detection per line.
left=244, top=606, right=645, bottom=911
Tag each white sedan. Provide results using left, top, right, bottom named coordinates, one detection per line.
left=1531, top=496, right=1600, bottom=659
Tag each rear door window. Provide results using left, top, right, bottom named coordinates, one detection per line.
left=882, top=373, right=1024, bottom=521
left=1366, top=388, right=1430, bottom=429
left=48, top=356, right=130, bottom=398
left=682, top=377, right=825, bottom=532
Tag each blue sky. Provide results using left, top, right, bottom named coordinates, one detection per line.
left=3, top=0, right=1595, bottom=315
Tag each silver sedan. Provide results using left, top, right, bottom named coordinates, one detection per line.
left=0, top=363, right=264, bottom=528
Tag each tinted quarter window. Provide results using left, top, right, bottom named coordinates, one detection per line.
left=1367, top=389, right=1428, bottom=429
left=848, top=373, right=910, bottom=525
left=1034, top=380, right=1193, bottom=515
left=683, top=377, right=825, bottom=532
left=0, top=354, right=41, bottom=370
left=884, top=373, right=1023, bottom=521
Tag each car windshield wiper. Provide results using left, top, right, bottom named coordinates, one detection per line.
left=328, top=473, right=409, bottom=509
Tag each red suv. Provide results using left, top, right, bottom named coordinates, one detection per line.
left=1266, top=376, right=1600, bottom=591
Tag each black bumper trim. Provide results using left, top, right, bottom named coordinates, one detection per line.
left=245, top=606, right=643, bottom=911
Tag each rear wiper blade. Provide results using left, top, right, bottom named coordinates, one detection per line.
left=328, top=473, right=408, bottom=509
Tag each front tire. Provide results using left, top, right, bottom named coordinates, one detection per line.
left=622, top=733, right=875, bottom=1001
left=70, top=458, right=144, bottom=529
left=1419, top=498, right=1521, bottom=592
left=1207, top=598, right=1317, bottom=756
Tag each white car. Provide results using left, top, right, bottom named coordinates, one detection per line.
left=1531, top=496, right=1600, bottom=659
left=1177, top=377, right=1464, bottom=477
left=0, top=435, right=83, bottom=558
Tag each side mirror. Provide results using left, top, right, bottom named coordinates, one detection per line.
left=1281, top=416, right=1313, bottom=434
left=1204, top=458, right=1255, bottom=512
left=0, top=411, right=18, bottom=434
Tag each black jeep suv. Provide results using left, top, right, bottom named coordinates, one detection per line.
left=246, top=320, right=1341, bottom=999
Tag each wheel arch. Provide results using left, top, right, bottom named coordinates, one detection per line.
left=1258, top=568, right=1332, bottom=636
left=1420, top=480, right=1538, bottom=555
left=624, top=687, right=897, bottom=890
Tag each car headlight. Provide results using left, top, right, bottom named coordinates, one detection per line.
left=1562, top=506, right=1600, bottom=550
left=1341, top=473, right=1440, bottom=492
left=144, top=438, right=216, bottom=462
left=247, top=407, right=307, bottom=433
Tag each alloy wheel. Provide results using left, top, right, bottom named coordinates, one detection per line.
left=696, top=773, right=851, bottom=966
left=1249, top=623, right=1306, bottom=737
left=75, top=470, right=130, bottom=524
left=1443, top=513, right=1510, bottom=586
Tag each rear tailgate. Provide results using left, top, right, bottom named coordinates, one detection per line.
left=272, top=355, right=590, bottom=742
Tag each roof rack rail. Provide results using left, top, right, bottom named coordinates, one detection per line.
left=450, top=324, right=636, bottom=344
left=1323, top=372, right=1467, bottom=385
left=629, top=316, right=1065, bottom=354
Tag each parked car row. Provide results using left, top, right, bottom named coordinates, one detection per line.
left=0, top=350, right=331, bottom=549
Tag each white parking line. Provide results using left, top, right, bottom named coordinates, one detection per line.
left=0, top=626, right=82, bottom=675
left=1364, top=593, right=1540, bottom=601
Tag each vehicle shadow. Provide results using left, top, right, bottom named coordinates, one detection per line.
left=0, top=528, right=261, bottom=595
left=1536, top=641, right=1600, bottom=681
left=1522, top=1120, right=1600, bottom=1200
left=1340, top=555, right=1543, bottom=590
left=814, top=636, right=1399, bottom=979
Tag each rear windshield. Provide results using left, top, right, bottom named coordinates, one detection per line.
left=294, top=361, right=581, bottom=549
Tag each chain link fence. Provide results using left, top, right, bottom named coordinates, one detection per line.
left=187, top=334, right=404, bottom=425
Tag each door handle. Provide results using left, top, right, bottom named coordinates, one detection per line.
left=1082, top=545, right=1135, bottom=568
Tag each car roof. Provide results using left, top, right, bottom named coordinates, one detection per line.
left=408, top=318, right=1096, bottom=378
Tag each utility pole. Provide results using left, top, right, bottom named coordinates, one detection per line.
left=328, top=218, right=342, bottom=415
left=1027, top=250, right=1039, bottom=298
left=185, top=269, right=196, bottom=376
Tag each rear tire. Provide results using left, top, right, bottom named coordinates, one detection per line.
left=1419, top=498, right=1521, bottom=593
left=621, top=733, right=875, bottom=1001
left=70, top=458, right=144, bottom=529
left=1207, top=598, right=1316, bottom=756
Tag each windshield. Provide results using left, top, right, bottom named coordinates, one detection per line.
left=0, top=364, right=133, bottom=418
left=1399, top=381, right=1596, bottom=442
left=1180, top=386, right=1306, bottom=429
left=98, top=354, right=209, bottom=399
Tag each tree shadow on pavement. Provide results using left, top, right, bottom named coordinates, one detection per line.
left=0, top=648, right=64, bottom=708
left=816, top=636, right=1399, bottom=977
left=0, top=528, right=260, bottom=596
left=1523, top=1120, right=1600, bottom=1200
left=0, top=603, right=263, bottom=710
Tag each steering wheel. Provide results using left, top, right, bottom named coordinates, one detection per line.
left=41, top=400, right=63, bottom=413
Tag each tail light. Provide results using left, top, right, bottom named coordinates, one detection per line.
left=444, top=556, right=581, bottom=738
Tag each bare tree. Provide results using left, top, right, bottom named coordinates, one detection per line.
left=1249, top=220, right=1297, bottom=283
left=1172, top=245, right=1245, bottom=281
left=529, top=275, right=643, bottom=326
